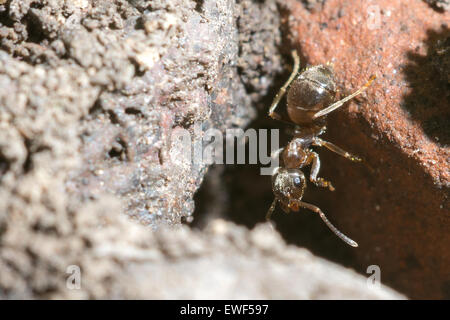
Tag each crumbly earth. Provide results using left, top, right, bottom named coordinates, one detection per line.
left=1, top=211, right=406, bottom=299
left=0, top=0, right=282, bottom=231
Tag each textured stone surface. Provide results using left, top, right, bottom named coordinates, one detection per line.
left=194, top=0, right=449, bottom=300
left=0, top=213, right=406, bottom=299
left=278, top=0, right=449, bottom=299
left=286, top=0, right=449, bottom=185
left=0, top=0, right=279, bottom=298
left=0, top=0, right=281, bottom=230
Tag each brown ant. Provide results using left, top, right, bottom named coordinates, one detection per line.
left=266, top=50, right=376, bottom=247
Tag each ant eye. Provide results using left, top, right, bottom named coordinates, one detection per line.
left=293, top=176, right=302, bottom=187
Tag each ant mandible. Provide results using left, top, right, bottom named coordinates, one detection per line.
left=267, top=50, right=376, bottom=247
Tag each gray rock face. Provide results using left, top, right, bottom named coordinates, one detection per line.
left=1, top=0, right=279, bottom=229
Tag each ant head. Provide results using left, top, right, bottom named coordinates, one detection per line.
left=272, top=168, right=306, bottom=205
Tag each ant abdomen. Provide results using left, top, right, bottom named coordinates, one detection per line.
left=286, top=65, right=337, bottom=125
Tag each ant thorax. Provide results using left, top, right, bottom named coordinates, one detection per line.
left=282, top=138, right=310, bottom=169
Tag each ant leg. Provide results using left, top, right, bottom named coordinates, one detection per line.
left=313, top=75, right=376, bottom=119
left=269, top=148, right=284, bottom=172
left=294, top=200, right=358, bottom=247
left=268, top=50, right=300, bottom=120
left=308, top=151, right=335, bottom=191
left=313, top=138, right=362, bottom=162
left=271, top=148, right=284, bottom=160
left=266, top=199, right=278, bottom=221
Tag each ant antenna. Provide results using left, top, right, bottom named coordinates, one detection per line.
left=317, top=210, right=358, bottom=247
left=313, top=75, right=376, bottom=119
left=266, top=199, right=278, bottom=221
left=297, top=200, right=358, bottom=247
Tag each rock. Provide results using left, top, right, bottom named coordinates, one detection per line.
left=0, top=211, right=406, bottom=299
left=277, top=0, right=449, bottom=299
left=0, top=0, right=280, bottom=230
